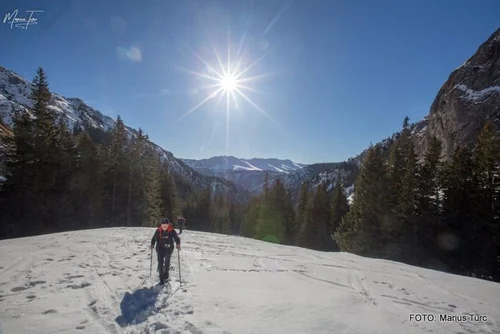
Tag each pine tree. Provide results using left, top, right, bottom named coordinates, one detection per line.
left=474, top=122, right=500, bottom=223
left=0, top=108, right=37, bottom=234
left=300, top=183, right=332, bottom=250
left=284, top=188, right=297, bottom=244
left=418, top=136, right=443, bottom=215
left=142, top=150, right=163, bottom=227
left=211, top=194, right=231, bottom=234
left=263, top=171, right=270, bottom=200
left=294, top=182, right=310, bottom=245
left=384, top=117, right=419, bottom=261
left=72, top=131, right=104, bottom=227
left=30, top=67, right=51, bottom=112
left=334, top=144, right=390, bottom=256
left=229, top=200, right=240, bottom=234
left=160, top=166, right=179, bottom=221
left=388, top=138, right=405, bottom=210
left=53, top=118, right=77, bottom=228
left=240, top=197, right=260, bottom=237
left=397, top=141, right=419, bottom=263
left=255, top=200, right=285, bottom=244
left=196, top=188, right=212, bottom=231
left=268, top=178, right=295, bottom=244
left=30, top=68, right=60, bottom=230
left=472, top=122, right=500, bottom=279
left=416, top=135, right=443, bottom=263
left=127, top=129, right=148, bottom=226
left=330, top=179, right=349, bottom=250
left=103, top=116, right=129, bottom=226
left=441, top=147, right=479, bottom=275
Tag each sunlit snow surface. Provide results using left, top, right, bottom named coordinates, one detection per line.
left=0, top=228, right=499, bottom=333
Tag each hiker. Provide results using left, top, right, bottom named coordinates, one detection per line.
left=176, top=215, right=186, bottom=234
left=150, top=218, right=181, bottom=285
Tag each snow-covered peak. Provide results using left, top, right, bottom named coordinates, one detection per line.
left=182, top=156, right=308, bottom=174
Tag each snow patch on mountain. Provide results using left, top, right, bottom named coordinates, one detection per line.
left=268, top=164, right=289, bottom=173
left=182, top=156, right=307, bottom=174
left=455, top=84, right=500, bottom=103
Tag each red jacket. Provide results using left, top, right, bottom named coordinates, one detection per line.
left=151, top=225, right=180, bottom=251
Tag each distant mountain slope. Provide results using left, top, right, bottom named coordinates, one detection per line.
left=182, top=155, right=307, bottom=173
left=0, top=66, right=250, bottom=203
left=251, top=160, right=360, bottom=200
left=182, top=155, right=308, bottom=193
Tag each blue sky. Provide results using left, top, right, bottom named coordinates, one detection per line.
left=1, top=0, right=499, bottom=164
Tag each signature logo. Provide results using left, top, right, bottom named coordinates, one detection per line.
left=3, top=9, right=44, bottom=30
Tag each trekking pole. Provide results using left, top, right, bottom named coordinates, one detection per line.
left=177, top=248, right=181, bottom=286
left=150, top=248, right=153, bottom=276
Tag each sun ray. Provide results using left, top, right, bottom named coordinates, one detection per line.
left=235, top=89, right=288, bottom=134
left=208, top=35, right=227, bottom=78
left=197, top=82, right=226, bottom=91
left=175, top=86, right=224, bottom=123
left=227, top=26, right=231, bottom=75
left=235, top=29, right=248, bottom=71
left=216, top=87, right=226, bottom=106
left=234, top=49, right=272, bottom=80
left=237, top=71, right=285, bottom=83
left=235, top=84, right=267, bottom=95
left=262, top=0, right=293, bottom=37
left=230, top=89, right=239, bottom=108
left=226, top=91, right=230, bottom=154
left=191, top=51, right=223, bottom=79
left=176, top=66, right=222, bottom=82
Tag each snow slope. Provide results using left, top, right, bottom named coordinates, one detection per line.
left=0, top=229, right=499, bottom=334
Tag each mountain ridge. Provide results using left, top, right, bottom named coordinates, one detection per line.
left=181, top=155, right=308, bottom=173
left=0, top=65, right=251, bottom=203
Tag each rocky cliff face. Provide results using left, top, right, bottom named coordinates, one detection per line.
left=273, top=28, right=500, bottom=201
left=415, top=28, right=500, bottom=160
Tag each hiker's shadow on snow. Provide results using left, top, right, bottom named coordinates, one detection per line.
left=115, top=285, right=162, bottom=327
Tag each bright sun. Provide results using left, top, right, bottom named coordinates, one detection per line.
left=220, top=73, right=237, bottom=92
left=174, top=29, right=287, bottom=153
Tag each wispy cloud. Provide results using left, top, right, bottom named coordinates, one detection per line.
left=116, top=46, right=142, bottom=62
left=161, top=88, right=171, bottom=94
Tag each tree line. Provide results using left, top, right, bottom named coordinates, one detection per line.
left=0, top=67, right=242, bottom=238
left=242, top=117, right=500, bottom=283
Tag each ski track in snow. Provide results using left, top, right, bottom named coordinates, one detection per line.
left=0, top=229, right=499, bottom=333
